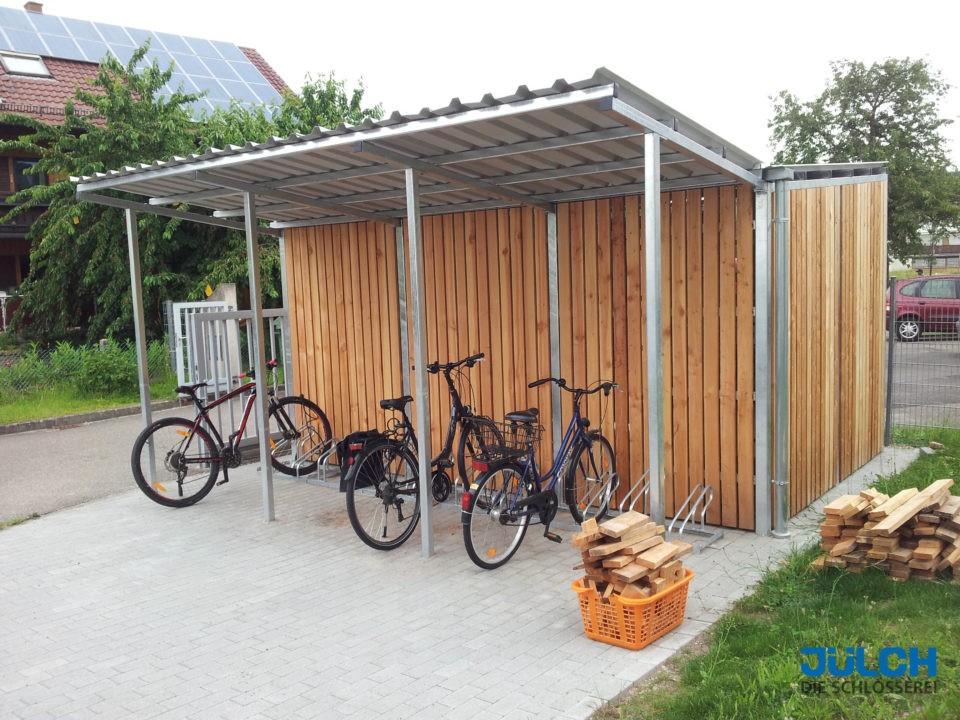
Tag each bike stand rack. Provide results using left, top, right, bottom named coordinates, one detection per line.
left=667, top=483, right=724, bottom=553
left=618, top=469, right=651, bottom=515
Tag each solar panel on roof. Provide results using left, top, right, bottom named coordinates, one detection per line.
left=0, top=6, right=282, bottom=114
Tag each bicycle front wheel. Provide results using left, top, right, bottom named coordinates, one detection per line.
left=268, top=396, right=332, bottom=477
left=131, top=417, right=220, bottom=507
left=462, top=461, right=530, bottom=570
left=346, top=440, right=421, bottom=550
left=565, top=431, right=616, bottom=524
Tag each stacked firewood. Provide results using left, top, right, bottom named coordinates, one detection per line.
left=811, top=479, right=959, bottom=581
left=572, top=510, right=693, bottom=599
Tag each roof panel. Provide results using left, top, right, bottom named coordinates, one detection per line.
left=75, top=68, right=822, bottom=229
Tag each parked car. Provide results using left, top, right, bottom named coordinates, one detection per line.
left=886, top=274, right=960, bottom=341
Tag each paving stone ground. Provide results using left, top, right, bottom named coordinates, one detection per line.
left=0, top=433, right=918, bottom=719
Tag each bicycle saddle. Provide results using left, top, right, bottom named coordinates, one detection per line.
left=175, top=382, right=208, bottom=396
left=380, top=395, right=413, bottom=411
left=505, top=408, right=539, bottom=424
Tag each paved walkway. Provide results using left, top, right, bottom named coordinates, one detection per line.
left=0, top=438, right=918, bottom=719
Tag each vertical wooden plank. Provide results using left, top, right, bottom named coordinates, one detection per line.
left=521, top=208, right=538, bottom=404
left=532, top=210, right=553, bottom=462
left=498, top=209, right=516, bottom=415
left=718, top=186, right=738, bottom=528
left=486, top=210, right=504, bottom=423
left=735, top=184, right=755, bottom=530
left=558, top=203, right=574, bottom=423
left=570, top=202, right=587, bottom=404
left=685, top=189, right=704, bottom=507
left=660, top=193, right=674, bottom=515
left=625, top=195, right=645, bottom=503
left=670, top=191, right=689, bottom=517
left=475, top=212, right=493, bottom=416
left=583, top=201, right=601, bottom=424
left=347, top=222, right=366, bottom=432
left=597, top=198, right=615, bottom=446
left=357, top=225, right=378, bottom=429
left=509, top=208, right=527, bottom=409
left=610, top=196, right=629, bottom=505
left=447, top=212, right=462, bottom=363
left=701, top=188, right=721, bottom=525
left=330, top=225, right=349, bottom=435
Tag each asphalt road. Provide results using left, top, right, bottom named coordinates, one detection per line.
left=0, top=406, right=183, bottom=525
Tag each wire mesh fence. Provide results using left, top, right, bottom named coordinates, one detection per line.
left=886, top=274, right=960, bottom=432
left=0, top=339, right=171, bottom=397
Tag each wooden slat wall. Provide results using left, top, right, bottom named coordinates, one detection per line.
left=556, top=187, right=755, bottom=529
left=284, top=222, right=403, bottom=439
left=786, top=181, right=887, bottom=516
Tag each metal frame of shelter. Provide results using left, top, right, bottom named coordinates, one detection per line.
left=74, top=67, right=884, bottom=555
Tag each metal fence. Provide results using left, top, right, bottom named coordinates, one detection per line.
left=885, top=276, right=960, bottom=433
left=0, top=340, right=171, bottom=396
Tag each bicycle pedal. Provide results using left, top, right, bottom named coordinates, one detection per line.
left=216, top=478, right=230, bottom=486
left=543, top=530, right=562, bottom=544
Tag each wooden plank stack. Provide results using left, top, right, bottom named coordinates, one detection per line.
left=572, top=510, right=693, bottom=599
left=811, top=479, right=959, bottom=582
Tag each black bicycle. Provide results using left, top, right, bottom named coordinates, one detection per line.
left=131, top=359, right=333, bottom=507
left=344, top=352, right=499, bottom=550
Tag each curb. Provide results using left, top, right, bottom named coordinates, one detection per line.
left=0, top=400, right=185, bottom=436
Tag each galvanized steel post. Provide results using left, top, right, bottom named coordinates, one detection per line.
left=644, top=132, right=665, bottom=525
left=773, top=180, right=791, bottom=538
left=404, top=169, right=434, bottom=557
left=243, top=192, right=275, bottom=522
left=754, top=187, right=773, bottom=536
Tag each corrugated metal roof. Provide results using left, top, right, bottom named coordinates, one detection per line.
left=75, top=68, right=792, bottom=228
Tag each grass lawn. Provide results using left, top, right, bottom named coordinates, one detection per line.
left=598, top=429, right=959, bottom=720
left=0, top=375, right=178, bottom=425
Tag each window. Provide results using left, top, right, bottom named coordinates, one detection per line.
left=900, top=281, right=920, bottom=297
left=0, top=51, right=51, bottom=78
left=13, top=159, right=46, bottom=191
left=920, top=278, right=958, bottom=299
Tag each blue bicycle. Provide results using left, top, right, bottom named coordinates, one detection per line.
left=460, top=377, right=618, bottom=569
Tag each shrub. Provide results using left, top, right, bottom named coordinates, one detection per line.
left=75, top=340, right=139, bottom=396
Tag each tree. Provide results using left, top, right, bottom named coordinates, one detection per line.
left=1, top=50, right=382, bottom=344
left=769, top=58, right=960, bottom=261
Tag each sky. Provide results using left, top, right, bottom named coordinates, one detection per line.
left=5, top=0, right=960, bottom=165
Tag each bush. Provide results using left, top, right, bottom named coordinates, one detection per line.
left=75, top=340, right=139, bottom=396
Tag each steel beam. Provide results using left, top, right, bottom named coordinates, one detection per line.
left=773, top=181, right=790, bottom=538
left=754, top=188, right=773, bottom=536
left=644, top=132, right=665, bottom=525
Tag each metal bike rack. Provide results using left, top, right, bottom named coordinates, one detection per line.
left=618, top=469, right=651, bottom=515
left=666, top=483, right=724, bottom=553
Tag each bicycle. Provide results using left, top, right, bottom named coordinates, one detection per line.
left=344, top=352, right=499, bottom=550
left=131, top=359, right=333, bottom=507
left=461, top=377, right=618, bottom=570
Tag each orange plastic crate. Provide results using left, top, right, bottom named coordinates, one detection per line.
left=572, top=569, right=693, bottom=650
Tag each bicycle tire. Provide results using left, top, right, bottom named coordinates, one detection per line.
left=130, top=417, right=220, bottom=507
left=268, top=396, right=332, bottom=477
left=456, top=416, right=503, bottom=492
left=346, top=439, right=421, bottom=550
left=462, top=460, right=530, bottom=570
left=565, top=431, right=616, bottom=524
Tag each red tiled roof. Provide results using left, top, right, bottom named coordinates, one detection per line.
left=239, top=47, right=291, bottom=95
left=0, top=57, right=99, bottom=125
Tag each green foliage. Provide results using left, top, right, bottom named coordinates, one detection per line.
left=769, top=58, right=960, bottom=261
left=1, top=45, right=381, bottom=344
left=75, top=341, right=138, bottom=395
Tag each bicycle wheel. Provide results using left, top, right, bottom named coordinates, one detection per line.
left=346, top=440, right=421, bottom=550
left=268, top=396, right=332, bottom=477
left=131, top=417, right=220, bottom=508
left=565, top=431, right=616, bottom=524
left=462, top=461, right=530, bottom=570
left=456, top=416, right=503, bottom=492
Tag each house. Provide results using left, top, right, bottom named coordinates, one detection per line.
left=0, top=1, right=289, bottom=322
left=75, top=68, right=889, bottom=549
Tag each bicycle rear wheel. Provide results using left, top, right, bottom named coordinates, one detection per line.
left=565, top=431, right=616, bottom=524
left=461, top=461, right=530, bottom=570
left=268, top=396, right=332, bottom=477
left=346, top=440, right=421, bottom=550
left=131, top=418, right=220, bottom=507
left=456, top=416, right=503, bottom=492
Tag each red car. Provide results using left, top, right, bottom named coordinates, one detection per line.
left=886, top=274, right=960, bottom=341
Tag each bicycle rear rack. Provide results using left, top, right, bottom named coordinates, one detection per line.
left=666, top=483, right=724, bottom=553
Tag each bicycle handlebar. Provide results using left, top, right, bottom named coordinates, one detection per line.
left=528, top=377, right=618, bottom=396
left=235, top=358, right=278, bottom=382
left=426, top=352, right=485, bottom=374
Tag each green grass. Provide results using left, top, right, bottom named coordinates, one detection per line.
left=0, top=514, right=39, bottom=531
left=600, top=431, right=960, bottom=720
left=0, top=374, right=178, bottom=425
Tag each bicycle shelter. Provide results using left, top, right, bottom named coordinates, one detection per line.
left=75, top=67, right=888, bottom=554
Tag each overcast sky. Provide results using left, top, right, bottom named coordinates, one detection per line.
left=7, top=0, right=960, bottom=164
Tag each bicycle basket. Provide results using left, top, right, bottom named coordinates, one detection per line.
left=471, top=420, right=543, bottom=464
